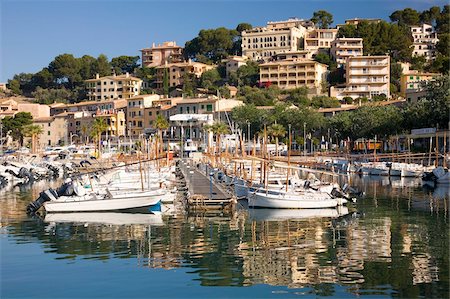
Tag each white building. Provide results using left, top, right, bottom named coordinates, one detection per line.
left=242, top=25, right=306, bottom=61
left=331, top=38, right=363, bottom=67
left=330, top=55, right=390, bottom=100
left=304, top=29, right=338, bottom=55
left=85, top=73, right=142, bottom=101
left=222, top=56, right=248, bottom=78
left=410, top=24, right=439, bottom=61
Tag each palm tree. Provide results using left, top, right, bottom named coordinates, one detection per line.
left=267, top=123, right=286, bottom=156
left=22, top=125, right=43, bottom=154
left=90, top=118, right=108, bottom=158
left=153, top=115, right=169, bottom=158
left=81, top=124, right=89, bottom=145
left=205, top=122, right=230, bottom=159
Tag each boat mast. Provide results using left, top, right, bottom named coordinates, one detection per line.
left=286, top=124, right=291, bottom=192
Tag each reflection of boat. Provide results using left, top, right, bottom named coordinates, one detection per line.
left=248, top=206, right=349, bottom=221
left=44, top=212, right=164, bottom=226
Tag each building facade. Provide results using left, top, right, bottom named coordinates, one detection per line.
left=304, top=29, right=338, bottom=55
left=259, top=59, right=328, bottom=93
left=126, top=95, right=160, bottom=136
left=400, top=71, right=438, bottom=97
left=33, top=114, right=68, bottom=148
left=155, top=61, right=214, bottom=89
left=410, top=24, right=439, bottom=60
left=0, top=98, right=50, bottom=119
left=330, top=55, right=390, bottom=100
left=140, top=41, right=183, bottom=68
left=85, top=73, right=143, bottom=101
left=241, top=26, right=306, bottom=61
left=331, top=38, right=363, bottom=67
left=222, top=56, right=248, bottom=78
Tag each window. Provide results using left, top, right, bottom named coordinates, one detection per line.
left=180, top=107, right=183, bottom=113
left=206, top=104, right=213, bottom=112
left=410, top=76, right=414, bottom=80
left=103, top=82, right=107, bottom=85
left=149, top=111, right=152, bottom=116
left=48, top=131, right=51, bottom=136
left=186, top=107, right=190, bottom=113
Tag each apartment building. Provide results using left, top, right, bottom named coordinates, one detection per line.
left=33, top=114, right=68, bottom=148
left=50, top=99, right=127, bottom=116
left=304, top=29, right=338, bottom=55
left=126, top=94, right=160, bottom=136
left=140, top=41, right=183, bottom=68
left=222, top=56, right=248, bottom=78
left=400, top=71, right=439, bottom=97
left=144, top=97, right=183, bottom=131
left=241, top=26, right=306, bottom=61
left=410, top=24, right=439, bottom=60
left=272, top=50, right=313, bottom=61
left=259, top=59, right=328, bottom=94
left=155, top=61, right=214, bottom=89
left=330, top=55, right=390, bottom=100
left=331, top=38, right=363, bottom=67
left=85, top=73, right=142, bottom=101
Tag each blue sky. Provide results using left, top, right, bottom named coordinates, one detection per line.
left=1, top=0, right=447, bottom=82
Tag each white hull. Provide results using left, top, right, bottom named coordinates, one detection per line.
left=44, top=191, right=164, bottom=212
left=248, top=190, right=339, bottom=209
left=44, top=212, right=164, bottom=226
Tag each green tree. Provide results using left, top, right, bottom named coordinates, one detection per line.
left=390, top=62, right=403, bottom=95
left=200, top=69, right=222, bottom=90
left=93, top=54, right=111, bottom=77
left=231, top=104, right=266, bottom=137
left=48, top=54, right=82, bottom=89
left=236, top=23, right=252, bottom=33
left=285, top=87, right=309, bottom=106
left=6, top=79, right=21, bottom=95
left=1, top=112, right=33, bottom=145
left=310, top=96, right=340, bottom=108
left=311, top=10, right=334, bottom=29
left=153, top=114, right=169, bottom=156
left=390, top=8, right=420, bottom=26
left=235, top=61, right=259, bottom=86
left=420, top=6, right=441, bottom=24
left=205, top=122, right=230, bottom=157
left=22, top=124, right=43, bottom=154
left=184, top=27, right=239, bottom=63
left=32, top=87, right=73, bottom=104
left=111, top=55, right=140, bottom=74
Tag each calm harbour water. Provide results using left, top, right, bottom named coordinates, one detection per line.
left=1, top=176, right=448, bottom=299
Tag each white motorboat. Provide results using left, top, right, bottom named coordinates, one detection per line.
left=248, top=188, right=344, bottom=209
left=44, top=212, right=164, bottom=226
left=27, top=181, right=167, bottom=213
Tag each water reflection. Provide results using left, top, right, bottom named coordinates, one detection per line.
left=1, top=175, right=449, bottom=298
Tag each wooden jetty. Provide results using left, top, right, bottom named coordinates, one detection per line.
left=178, top=160, right=235, bottom=212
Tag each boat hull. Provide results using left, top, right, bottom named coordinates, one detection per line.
left=248, top=191, right=338, bottom=209
left=44, top=192, right=163, bottom=213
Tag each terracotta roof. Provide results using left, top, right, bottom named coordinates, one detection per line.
left=85, top=74, right=141, bottom=82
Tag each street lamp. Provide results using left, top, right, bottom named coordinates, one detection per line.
left=303, top=122, right=306, bottom=156
left=246, top=120, right=250, bottom=155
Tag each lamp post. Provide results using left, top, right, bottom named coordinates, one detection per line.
left=303, top=122, right=306, bottom=156
left=246, top=120, right=250, bottom=156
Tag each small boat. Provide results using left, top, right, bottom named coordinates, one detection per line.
left=27, top=180, right=165, bottom=213
left=248, top=188, right=344, bottom=209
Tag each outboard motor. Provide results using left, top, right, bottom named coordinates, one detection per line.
left=0, top=175, right=8, bottom=188
left=303, top=181, right=311, bottom=189
left=26, top=189, right=59, bottom=214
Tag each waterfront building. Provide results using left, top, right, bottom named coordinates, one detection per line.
left=241, top=25, right=306, bottom=61
left=85, top=73, right=143, bottom=101
left=410, top=24, right=438, bottom=61
left=169, top=97, right=243, bottom=142
left=222, top=56, right=248, bottom=78
left=331, top=38, right=363, bottom=67
left=330, top=55, right=390, bottom=100
left=304, top=28, right=338, bottom=55
left=155, top=61, right=215, bottom=89
left=259, top=59, right=328, bottom=93
left=126, top=94, right=160, bottom=136
left=400, top=71, right=439, bottom=97
left=140, top=41, right=183, bottom=68
left=33, top=113, right=68, bottom=148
